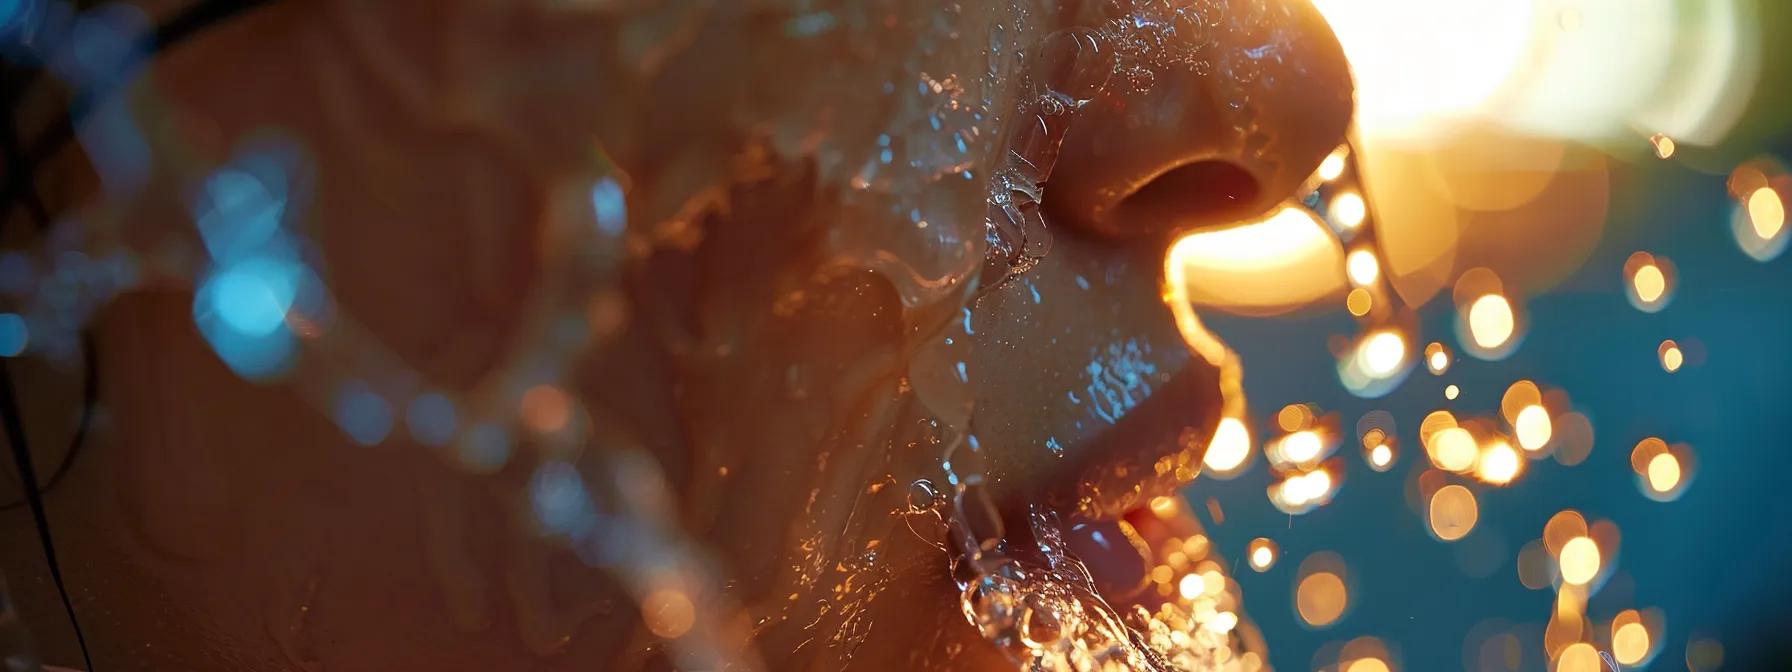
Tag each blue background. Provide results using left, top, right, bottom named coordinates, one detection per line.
left=1191, top=146, right=1792, bottom=670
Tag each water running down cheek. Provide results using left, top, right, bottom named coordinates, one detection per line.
left=0, top=1, right=1371, bottom=669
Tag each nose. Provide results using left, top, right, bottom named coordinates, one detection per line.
left=1046, top=0, right=1353, bottom=239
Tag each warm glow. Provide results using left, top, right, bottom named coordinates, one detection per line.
left=1613, top=621, right=1651, bottom=664
left=1647, top=452, right=1682, bottom=493
left=1650, top=132, right=1676, bottom=159
left=1277, top=404, right=1314, bottom=432
left=1178, top=573, right=1205, bottom=600
left=1149, top=496, right=1178, bottom=517
left=1204, top=417, right=1252, bottom=472
left=1346, top=249, right=1380, bottom=286
left=1430, top=427, right=1478, bottom=472
left=1428, top=484, right=1479, bottom=541
left=1344, top=658, right=1391, bottom=672
left=1318, top=146, right=1349, bottom=181
left=1271, top=468, right=1339, bottom=513
left=1248, top=538, right=1278, bottom=571
left=1544, top=510, right=1589, bottom=555
left=1624, top=251, right=1676, bottom=311
left=1514, top=405, right=1553, bottom=451
left=1559, top=536, right=1601, bottom=585
left=1444, top=384, right=1459, bottom=400
left=1420, top=410, right=1459, bottom=443
left=1632, top=264, right=1667, bottom=303
left=1331, top=192, right=1367, bottom=229
left=1659, top=339, right=1684, bottom=372
left=1309, top=0, right=1532, bottom=135
left=1467, top=294, right=1515, bottom=349
left=1369, top=443, right=1392, bottom=468
left=1281, top=430, right=1324, bottom=464
left=1313, top=0, right=1756, bottom=143
left=1749, top=186, right=1785, bottom=239
left=1296, top=571, right=1348, bottom=627
left=1426, top=342, right=1450, bottom=374
left=1476, top=440, right=1522, bottom=485
left=1558, top=642, right=1602, bottom=672
left=1357, top=331, right=1407, bottom=377
left=1168, top=205, right=1346, bottom=316
left=642, top=588, right=696, bottom=639
left=1346, top=288, right=1374, bottom=316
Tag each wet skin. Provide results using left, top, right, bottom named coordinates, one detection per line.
left=0, top=1, right=1350, bottom=669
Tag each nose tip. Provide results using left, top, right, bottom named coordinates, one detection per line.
left=1045, top=0, right=1353, bottom=240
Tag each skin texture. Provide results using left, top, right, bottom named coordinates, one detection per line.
left=0, top=1, right=1351, bottom=669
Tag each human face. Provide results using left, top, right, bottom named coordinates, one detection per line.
left=0, top=1, right=1350, bottom=669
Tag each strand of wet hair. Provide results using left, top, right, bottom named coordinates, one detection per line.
left=0, top=358, right=94, bottom=671
left=0, top=37, right=97, bottom=671
left=0, top=75, right=96, bottom=513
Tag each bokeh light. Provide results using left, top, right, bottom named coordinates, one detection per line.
left=1203, top=416, right=1254, bottom=475
left=1295, top=552, right=1350, bottom=628
left=1475, top=440, right=1522, bottom=485
left=1248, top=537, right=1279, bottom=572
left=1557, top=536, right=1600, bottom=586
left=1658, top=339, right=1684, bottom=372
left=1428, top=484, right=1479, bottom=541
left=1623, top=251, right=1676, bottom=313
left=1424, top=342, right=1451, bottom=374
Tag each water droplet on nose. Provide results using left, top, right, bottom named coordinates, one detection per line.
left=1034, top=28, right=1114, bottom=103
left=961, top=573, right=1021, bottom=640
left=1009, top=114, right=1065, bottom=184
left=907, top=479, right=941, bottom=512
left=1019, top=593, right=1066, bottom=647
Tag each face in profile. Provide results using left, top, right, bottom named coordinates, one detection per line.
left=0, top=1, right=1352, bottom=669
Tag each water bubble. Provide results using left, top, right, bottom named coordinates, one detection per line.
left=1009, top=114, right=1065, bottom=184
left=961, top=573, right=1021, bottom=640
left=907, top=479, right=941, bottom=512
left=1019, top=594, right=1065, bottom=648
left=1033, top=28, right=1114, bottom=103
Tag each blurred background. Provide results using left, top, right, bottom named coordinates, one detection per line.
left=1166, top=0, right=1792, bottom=669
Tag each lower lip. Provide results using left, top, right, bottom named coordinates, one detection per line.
left=1046, top=360, right=1227, bottom=521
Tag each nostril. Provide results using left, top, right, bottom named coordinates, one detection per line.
left=1111, top=160, right=1261, bottom=237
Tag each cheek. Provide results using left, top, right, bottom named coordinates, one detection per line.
left=152, top=3, right=555, bottom=389
left=101, top=290, right=265, bottom=562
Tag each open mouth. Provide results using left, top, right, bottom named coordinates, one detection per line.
left=948, top=144, right=1297, bottom=670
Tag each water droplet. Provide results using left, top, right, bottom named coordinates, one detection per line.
left=907, top=479, right=941, bottom=512
left=1033, top=28, right=1114, bottom=103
